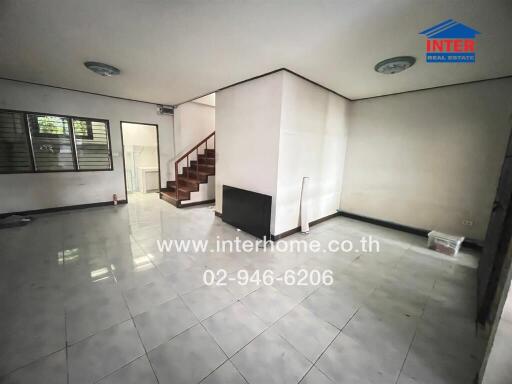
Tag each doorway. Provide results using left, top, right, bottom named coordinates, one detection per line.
left=120, top=122, right=160, bottom=202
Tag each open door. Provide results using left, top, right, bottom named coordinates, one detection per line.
left=478, top=128, right=512, bottom=323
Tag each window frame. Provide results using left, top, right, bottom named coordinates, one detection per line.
left=0, top=108, right=113, bottom=174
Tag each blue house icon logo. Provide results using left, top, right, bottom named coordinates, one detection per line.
left=419, top=20, right=480, bottom=63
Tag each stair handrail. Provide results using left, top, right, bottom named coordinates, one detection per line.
left=175, top=131, right=215, bottom=199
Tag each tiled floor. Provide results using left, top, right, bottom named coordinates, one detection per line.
left=0, top=193, right=486, bottom=384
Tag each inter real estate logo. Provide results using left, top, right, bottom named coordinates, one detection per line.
left=419, top=19, right=480, bottom=63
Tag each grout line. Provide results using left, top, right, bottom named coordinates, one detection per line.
left=0, top=347, right=68, bottom=380
left=209, top=299, right=268, bottom=357
left=91, top=348, right=147, bottom=384
left=64, top=310, right=70, bottom=384
left=3, top=201, right=478, bottom=384
left=115, top=295, right=198, bottom=354
left=120, top=280, right=161, bottom=384
left=228, top=281, right=345, bottom=375
left=295, top=240, right=417, bottom=383
left=297, top=328, right=342, bottom=384
left=296, top=302, right=362, bottom=384
left=66, top=243, right=168, bottom=384
left=87, top=294, right=160, bottom=384
left=176, top=292, right=243, bottom=383
left=395, top=324, right=418, bottom=384
left=176, top=261, right=327, bottom=379
left=130, top=322, right=161, bottom=384
left=61, top=233, right=71, bottom=384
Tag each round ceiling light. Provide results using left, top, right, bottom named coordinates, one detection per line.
left=84, top=61, right=121, bottom=77
left=374, top=56, right=415, bottom=74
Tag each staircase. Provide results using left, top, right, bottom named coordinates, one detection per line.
left=160, top=132, right=215, bottom=207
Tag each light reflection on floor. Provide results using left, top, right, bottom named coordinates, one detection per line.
left=0, top=193, right=484, bottom=384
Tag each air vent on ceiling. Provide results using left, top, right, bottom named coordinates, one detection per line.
left=158, top=105, right=174, bottom=115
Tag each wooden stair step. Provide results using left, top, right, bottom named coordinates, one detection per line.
left=160, top=190, right=189, bottom=206
left=161, top=132, right=215, bottom=209
left=166, top=181, right=196, bottom=194
left=182, top=168, right=214, bottom=179
left=184, top=169, right=211, bottom=177
left=167, top=172, right=212, bottom=191
left=198, top=154, right=215, bottom=165
left=163, top=189, right=189, bottom=198
left=177, top=177, right=201, bottom=188
left=190, top=161, right=215, bottom=173
left=177, top=184, right=197, bottom=193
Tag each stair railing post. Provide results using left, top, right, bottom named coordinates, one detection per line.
left=196, top=148, right=199, bottom=180
left=187, top=155, right=190, bottom=178
left=175, top=161, right=179, bottom=199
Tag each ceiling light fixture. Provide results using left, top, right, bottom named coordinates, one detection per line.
left=374, top=56, right=415, bottom=74
left=84, top=61, right=121, bottom=77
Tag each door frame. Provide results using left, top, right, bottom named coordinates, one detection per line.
left=120, top=121, right=161, bottom=203
left=478, top=119, right=512, bottom=323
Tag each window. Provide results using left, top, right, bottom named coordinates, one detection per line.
left=72, top=119, right=94, bottom=139
left=0, top=109, right=112, bottom=173
left=0, top=111, right=33, bottom=173
left=28, top=114, right=75, bottom=171
left=34, top=115, right=70, bottom=137
left=74, top=119, right=112, bottom=170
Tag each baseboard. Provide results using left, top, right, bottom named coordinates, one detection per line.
left=0, top=200, right=128, bottom=218
left=340, top=211, right=428, bottom=237
left=181, top=199, right=215, bottom=208
left=271, top=211, right=341, bottom=241
left=214, top=210, right=339, bottom=241
left=339, top=210, right=483, bottom=250
left=214, top=209, right=483, bottom=249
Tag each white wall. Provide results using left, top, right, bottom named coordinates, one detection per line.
left=274, top=71, right=349, bottom=235
left=215, top=71, right=350, bottom=236
left=215, top=71, right=284, bottom=233
left=122, top=122, right=158, bottom=147
left=0, top=79, right=174, bottom=214
left=122, top=123, right=159, bottom=170
left=215, top=70, right=511, bottom=240
left=342, top=78, right=512, bottom=240
left=193, top=94, right=216, bottom=107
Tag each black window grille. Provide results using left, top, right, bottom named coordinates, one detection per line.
left=0, top=111, right=33, bottom=173
left=0, top=109, right=112, bottom=173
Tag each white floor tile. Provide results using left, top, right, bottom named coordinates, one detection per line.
left=148, top=324, right=226, bottom=384
left=68, top=320, right=145, bottom=384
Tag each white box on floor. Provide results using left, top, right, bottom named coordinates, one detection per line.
left=427, top=231, right=464, bottom=257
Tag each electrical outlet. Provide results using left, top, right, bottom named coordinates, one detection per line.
left=462, top=219, right=473, bottom=226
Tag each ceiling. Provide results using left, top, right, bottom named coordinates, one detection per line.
left=193, top=94, right=216, bottom=107
left=1, top=0, right=511, bottom=105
